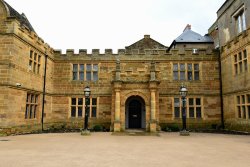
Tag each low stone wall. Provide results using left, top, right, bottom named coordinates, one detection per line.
left=225, top=119, right=250, bottom=132
left=0, top=120, right=112, bottom=136
left=159, top=120, right=221, bottom=131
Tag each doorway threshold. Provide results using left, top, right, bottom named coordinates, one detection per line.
left=126, top=129, right=145, bottom=134
left=112, top=129, right=160, bottom=136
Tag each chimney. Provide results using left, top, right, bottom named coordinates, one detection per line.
left=144, top=35, right=150, bottom=39
left=183, top=24, right=191, bottom=32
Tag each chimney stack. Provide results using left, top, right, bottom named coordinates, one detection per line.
left=183, top=24, right=191, bottom=32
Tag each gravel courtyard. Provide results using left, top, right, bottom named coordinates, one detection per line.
left=0, top=132, right=250, bottom=167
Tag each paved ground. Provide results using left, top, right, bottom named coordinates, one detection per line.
left=0, top=132, right=250, bottom=167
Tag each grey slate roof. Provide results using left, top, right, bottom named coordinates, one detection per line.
left=175, top=27, right=213, bottom=43
left=168, top=25, right=214, bottom=51
left=3, top=1, right=35, bottom=32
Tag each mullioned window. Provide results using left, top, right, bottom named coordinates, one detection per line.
left=173, top=63, right=199, bottom=81
left=72, top=64, right=98, bottom=81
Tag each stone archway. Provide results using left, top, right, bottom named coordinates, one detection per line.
left=125, top=96, right=146, bottom=129
left=113, top=87, right=157, bottom=132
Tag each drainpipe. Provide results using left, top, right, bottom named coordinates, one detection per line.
left=218, top=50, right=225, bottom=129
left=216, top=25, right=225, bottom=129
left=41, top=54, right=48, bottom=131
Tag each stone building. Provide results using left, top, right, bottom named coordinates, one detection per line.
left=209, top=0, right=250, bottom=131
left=0, top=0, right=249, bottom=135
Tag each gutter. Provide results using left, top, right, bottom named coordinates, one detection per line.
left=41, top=54, right=48, bottom=131
left=217, top=49, right=225, bottom=129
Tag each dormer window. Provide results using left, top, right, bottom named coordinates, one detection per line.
left=234, top=6, right=246, bottom=34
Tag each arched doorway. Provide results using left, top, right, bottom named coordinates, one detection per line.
left=125, top=96, right=146, bottom=129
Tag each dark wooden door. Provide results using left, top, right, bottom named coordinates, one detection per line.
left=129, top=100, right=141, bottom=128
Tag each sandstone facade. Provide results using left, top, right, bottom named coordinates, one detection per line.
left=209, top=0, right=250, bottom=132
left=0, top=0, right=249, bottom=135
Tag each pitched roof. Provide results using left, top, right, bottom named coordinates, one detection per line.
left=126, top=35, right=167, bottom=52
left=3, top=0, right=35, bottom=32
left=175, top=24, right=213, bottom=43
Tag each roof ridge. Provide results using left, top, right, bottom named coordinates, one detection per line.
left=125, top=35, right=167, bottom=50
left=175, top=27, right=213, bottom=43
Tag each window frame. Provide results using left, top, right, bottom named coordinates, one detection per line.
left=72, top=64, right=99, bottom=81
left=71, top=97, right=84, bottom=118
left=233, top=49, right=248, bottom=75
left=25, top=93, right=39, bottom=119
left=236, top=94, right=250, bottom=120
left=233, top=6, right=246, bottom=34
left=29, top=50, right=42, bottom=74
left=70, top=97, right=98, bottom=118
left=173, top=97, right=203, bottom=119
left=172, top=63, right=200, bottom=81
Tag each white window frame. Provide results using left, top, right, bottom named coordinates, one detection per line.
left=233, top=6, right=247, bottom=34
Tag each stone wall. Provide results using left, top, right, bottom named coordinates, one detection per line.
left=0, top=0, right=223, bottom=135
left=217, top=0, right=250, bottom=46
left=0, top=3, right=54, bottom=135
left=51, top=48, right=221, bottom=132
left=220, top=28, right=250, bottom=132
left=0, top=45, right=222, bottom=134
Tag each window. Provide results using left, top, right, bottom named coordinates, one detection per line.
left=71, top=98, right=83, bottom=117
left=173, top=64, right=178, bottom=80
left=90, top=98, right=97, bottom=118
left=187, top=64, right=193, bottom=81
left=79, top=64, right=84, bottom=80
left=173, top=97, right=202, bottom=119
left=29, top=50, right=41, bottom=74
left=29, top=51, right=33, bottom=70
left=25, top=93, right=39, bottom=119
left=173, top=63, right=200, bottom=81
left=188, top=98, right=202, bottom=118
left=174, top=98, right=181, bottom=118
left=73, top=64, right=79, bottom=80
left=180, top=64, right=185, bottom=80
left=86, top=64, right=92, bottom=81
left=236, top=94, right=250, bottom=120
left=72, top=64, right=98, bottom=81
left=70, top=97, right=98, bottom=118
left=194, top=64, right=200, bottom=80
left=234, top=50, right=248, bottom=75
left=93, top=65, right=98, bottom=81
left=234, top=8, right=246, bottom=34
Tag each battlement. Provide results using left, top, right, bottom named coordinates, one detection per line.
left=8, top=18, right=54, bottom=54
left=54, top=48, right=216, bottom=57
left=19, top=25, right=53, bottom=53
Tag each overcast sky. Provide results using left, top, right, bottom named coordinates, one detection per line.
left=5, top=0, right=225, bottom=53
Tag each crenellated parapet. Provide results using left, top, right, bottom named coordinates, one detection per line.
left=18, top=23, right=54, bottom=54
left=1, top=17, right=54, bottom=55
left=53, top=48, right=216, bottom=58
